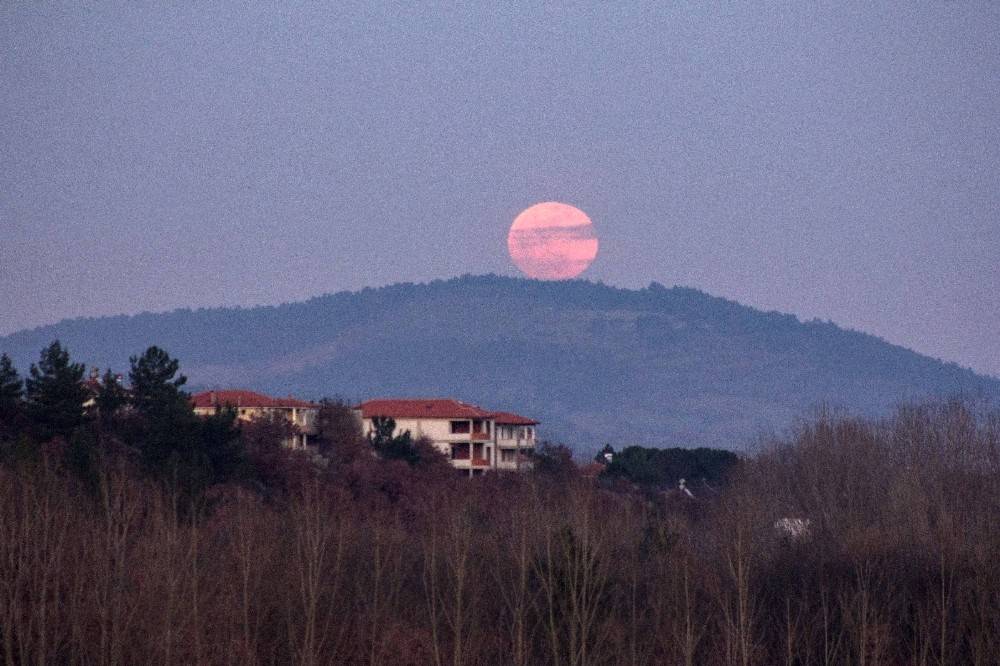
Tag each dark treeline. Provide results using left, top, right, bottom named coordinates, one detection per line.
left=1, top=343, right=999, bottom=664
left=597, top=445, right=739, bottom=491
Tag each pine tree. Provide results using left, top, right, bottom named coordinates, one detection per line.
left=95, top=369, right=128, bottom=424
left=198, top=408, right=243, bottom=486
left=369, top=415, right=420, bottom=464
left=127, top=347, right=193, bottom=473
left=0, top=354, right=24, bottom=435
left=369, top=415, right=398, bottom=449
left=127, top=346, right=241, bottom=494
left=316, top=398, right=366, bottom=463
left=129, top=346, right=188, bottom=415
left=24, top=341, right=89, bottom=442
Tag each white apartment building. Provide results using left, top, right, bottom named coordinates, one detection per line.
left=354, top=398, right=538, bottom=475
left=491, top=411, right=540, bottom=471
left=192, top=390, right=318, bottom=449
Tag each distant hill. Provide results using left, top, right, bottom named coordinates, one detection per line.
left=3, top=275, right=998, bottom=451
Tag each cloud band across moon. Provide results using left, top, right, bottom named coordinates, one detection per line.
left=507, top=202, right=599, bottom=280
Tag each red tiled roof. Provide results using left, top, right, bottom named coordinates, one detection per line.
left=491, top=411, right=539, bottom=425
left=356, top=398, right=492, bottom=420
left=191, top=390, right=317, bottom=410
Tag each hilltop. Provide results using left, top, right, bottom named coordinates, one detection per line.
left=3, top=275, right=997, bottom=450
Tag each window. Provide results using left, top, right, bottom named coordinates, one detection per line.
left=450, top=420, right=470, bottom=434
left=501, top=449, right=516, bottom=463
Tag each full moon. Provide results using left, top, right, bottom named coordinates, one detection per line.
left=507, top=202, right=599, bottom=280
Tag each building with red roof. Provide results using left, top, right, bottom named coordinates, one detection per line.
left=80, top=367, right=126, bottom=412
left=192, top=390, right=319, bottom=449
left=354, top=398, right=538, bottom=475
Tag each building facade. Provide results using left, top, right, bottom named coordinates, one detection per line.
left=492, top=411, right=539, bottom=471
left=191, top=390, right=318, bottom=449
left=354, top=398, right=537, bottom=475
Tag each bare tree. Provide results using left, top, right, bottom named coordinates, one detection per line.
left=286, top=478, right=348, bottom=666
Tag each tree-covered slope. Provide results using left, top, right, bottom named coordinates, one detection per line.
left=3, top=275, right=997, bottom=450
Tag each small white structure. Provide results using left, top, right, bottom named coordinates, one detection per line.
left=354, top=399, right=538, bottom=476
left=192, top=390, right=318, bottom=449
left=678, top=478, right=694, bottom=498
left=774, top=518, right=812, bottom=540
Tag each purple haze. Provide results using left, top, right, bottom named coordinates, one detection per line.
left=1, top=4, right=998, bottom=375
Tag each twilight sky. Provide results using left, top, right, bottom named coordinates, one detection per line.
left=2, top=3, right=998, bottom=376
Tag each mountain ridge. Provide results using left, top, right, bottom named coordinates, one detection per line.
left=4, top=275, right=997, bottom=451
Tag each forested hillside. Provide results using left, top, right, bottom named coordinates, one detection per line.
left=3, top=275, right=997, bottom=449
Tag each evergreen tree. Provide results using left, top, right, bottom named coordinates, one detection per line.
left=24, top=341, right=89, bottom=442
left=315, top=398, right=365, bottom=461
left=94, top=369, right=128, bottom=426
left=129, top=346, right=188, bottom=415
left=127, top=347, right=195, bottom=474
left=369, top=415, right=398, bottom=449
left=127, top=346, right=241, bottom=495
left=198, top=408, right=243, bottom=485
left=601, top=445, right=740, bottom=489
left=369, top=415, right=421, bottom=464
left=0, top=354, right=23, bottom=434
left=532, top=441, right=577, bottom=479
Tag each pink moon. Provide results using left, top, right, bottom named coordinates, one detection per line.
left=507, top=202, right=599, bottom=280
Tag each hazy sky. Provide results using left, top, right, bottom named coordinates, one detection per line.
left=2, top=3, right=998, bottom=376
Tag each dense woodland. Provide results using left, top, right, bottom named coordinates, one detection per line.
left=0, top=342, right=999, bottom=665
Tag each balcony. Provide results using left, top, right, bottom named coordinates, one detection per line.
left=450, top=457, right=492, bottom=470
left=495, top=433, right=533, bottom=445
left=496, top=449, right=534, bottom=472
left=496, top=458, right=534, bottom=472
left=442, top=431, right=492, bottom=443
